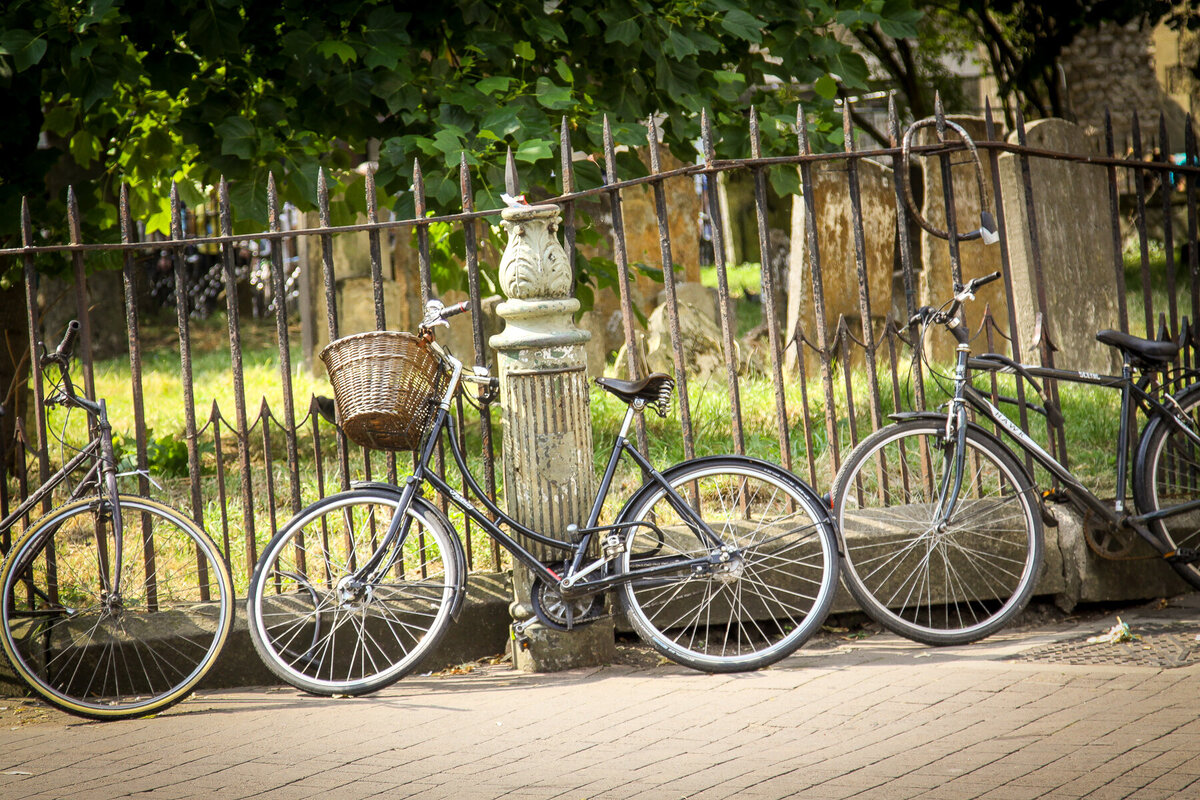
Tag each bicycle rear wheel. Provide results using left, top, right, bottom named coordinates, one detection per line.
left=616, top=457, right=838, bottom=672
left=1133, top=382, right=1200, bottom=589
left=247, top=488, right=463, bottom=695
left=0, top=496, right=233, bottom=720
left=832, top=419, right=1043, bottom=645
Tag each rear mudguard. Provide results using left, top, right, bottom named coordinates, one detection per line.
left=614, top=454, right=835, bottom=534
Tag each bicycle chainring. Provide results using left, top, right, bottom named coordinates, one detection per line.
left=530, top=574, right=604, bottom=632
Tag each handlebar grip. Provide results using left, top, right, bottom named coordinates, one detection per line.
left=441, top=300, right=471, bottom=319
left=909, top=306, right=934, bottom=326
left=56, top=320, right=81, bottom=360
left=974, top=271, right=1002, bottom=289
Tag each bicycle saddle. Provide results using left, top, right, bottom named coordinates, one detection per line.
left=1096, top=329, right=1179, bottom=369
left=595, top=373, right=674, bottom=416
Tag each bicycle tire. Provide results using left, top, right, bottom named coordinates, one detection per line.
left=1133, top=382, right=1200, bottom=589
left=0, top=496, right=233, bottom=720
left=615, top=456, right=838, bottom=672
left=246, top=488, right=463, bottom=696
left=831, top=419, right=1043, bottom=645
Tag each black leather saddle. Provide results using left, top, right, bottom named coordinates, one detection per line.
left=1095, top=329, right=1179, bottom=369
left=595, top=373, right=675, bottom=416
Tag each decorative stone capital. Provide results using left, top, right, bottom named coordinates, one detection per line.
left=498, top=204, right=572, bottom=300
left=490, top=202, right=590, bottom=353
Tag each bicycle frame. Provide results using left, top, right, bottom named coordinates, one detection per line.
left=350, top=349, right=727, bottom=600
left=1, top=399, right=125, bottom=595
left=947, top=350, right=1200, bottom=548
left=0, top=438, right=104, bottom=537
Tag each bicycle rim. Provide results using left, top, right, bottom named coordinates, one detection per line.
left=0, top=496, right=233, bottom=719
left=618, top=458, right=838, bottom=672
left=248, top=490, right=461, bottom=695
left=834, top=421, right=1043, bottom=645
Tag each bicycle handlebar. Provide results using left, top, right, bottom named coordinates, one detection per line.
left=56, top=320, right=80, bottom=361
left=910, top=271, right=1004, bottom=330
left=41, top=321, right=102, bottom=417
left=419, top=299, right=472, bottom=333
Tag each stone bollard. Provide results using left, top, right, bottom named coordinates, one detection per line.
left=489, top=202, right=616, bottom=671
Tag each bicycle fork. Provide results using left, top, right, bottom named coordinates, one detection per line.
left=932, top=366, right=971, bottom=527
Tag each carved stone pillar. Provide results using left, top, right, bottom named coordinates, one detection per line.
left=490, top=203, right=615, bottom=671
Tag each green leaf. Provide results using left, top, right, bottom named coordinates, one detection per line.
left=476, top=76, right=512, bottom=96
left=480, top=105, right=521, bottom=137
left=720, top=10, right=762, bottom=43
left=215, top=116, right=256, bottom=159
left=813, top=75, right=837, bottom=99
left=554, top=59, right=574, bottom=84
left=174, top=180, right=207, bottom=209
left=515, top=138, right=553, bottom=163
left=535, top=77, right=573, bottom=110
left=605, top=19, right=639, bottom=46
left=828, top=50, right=869, bottom=89
left=665, top=28, right=699, bottom=59
left=363, top=7, right=411, bottom=70
left=769, top=168, right=802, bottom=198
left=189, top=7, right=244, bottom=56
left=0, top=29, right=47, bottom=72
left=69, top=131, right=100, bottom=168
left=514, top=40, right=535, bottom=60
left=43, top=107, right=76, bottom=137
left=316, top=40, right=358, bottom=64
left=77, top=0, right=116, bottom=32
left=432, top=128, right=465, bottom=156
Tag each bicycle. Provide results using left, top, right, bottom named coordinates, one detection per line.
left=0, top=321, right=234, bottom=719
left=246, top=300, right=839, bottom=694
left=830, top=270, right=1200, bottom=645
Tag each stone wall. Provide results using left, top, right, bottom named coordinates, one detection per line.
left=1061, top=18, right=1192, bottom=150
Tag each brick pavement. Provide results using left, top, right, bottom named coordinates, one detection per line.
left=1, top=596, right=1199, bottom=800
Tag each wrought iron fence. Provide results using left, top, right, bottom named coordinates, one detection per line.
left=2, top=97, right=1198, bottom=591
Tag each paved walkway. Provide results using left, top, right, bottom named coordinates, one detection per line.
left=2, top=595, right=1199, bottom=800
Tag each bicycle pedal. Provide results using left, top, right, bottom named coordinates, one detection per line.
left=1041, top=489, right=1070, bottom=504
left=1166, top=547, right=1200, bottom=565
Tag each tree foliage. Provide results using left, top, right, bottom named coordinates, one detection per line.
left=0, top=0, right=921, bottom=263
left=854, top=0, right=1195, bottom=127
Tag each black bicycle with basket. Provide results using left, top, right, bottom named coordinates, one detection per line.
left=246, top=300, right=840, bottom=694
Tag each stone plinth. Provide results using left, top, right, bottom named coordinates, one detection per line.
left=489, top=203, right=615, bottom=671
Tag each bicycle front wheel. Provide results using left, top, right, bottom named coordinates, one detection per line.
left=616, top=457, right=838, bottom=672
left=0, top=496, right=233, bottom=720
left=247, top=488, right=462, bottom=696
left=832, top=419, right=1043, bottom=645
left=1133, top=382, right=1200, bottom=589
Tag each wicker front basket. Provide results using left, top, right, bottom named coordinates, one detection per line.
left=319, top=331, right=447, bottom=451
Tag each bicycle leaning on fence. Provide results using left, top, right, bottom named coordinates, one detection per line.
left=0, top=321, right=234, bottom=720
left=830, top=270, right=1200, bottom=646
left=246, top=300, right=840, bottom=695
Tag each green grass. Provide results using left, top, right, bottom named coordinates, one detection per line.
left=1123, top=238, right=1196, bottom=340
left=699, top=263, right=762, bottom=337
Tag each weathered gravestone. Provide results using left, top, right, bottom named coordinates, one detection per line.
left=998, top=118, right=1121, bottom=374
left=786, top=159, right=895, bottom=368
left=919, top=116, right=1008, bottom=363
